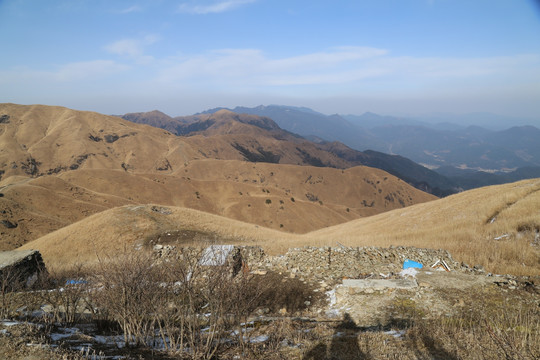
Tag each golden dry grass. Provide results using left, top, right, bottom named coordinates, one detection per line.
left=1, top=161, right=433, bottom=248
left=290, top=178, right=540, bottom=275
left=19, top=178, right=540, bottom=275
left=18, top=204, right=296, bottom=269
left=1, top=103, right=435, bottom=248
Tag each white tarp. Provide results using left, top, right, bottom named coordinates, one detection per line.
left=199, top=245, right=235, bottom=266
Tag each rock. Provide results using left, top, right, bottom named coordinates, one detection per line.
left=0, top=114, right=9, bottom=124
left=156, top=158, right=172, bottom=171
left=1, top=220, right=17, bottom=229
left=151, top=206, right=172, bottom=215
left=251, top=270, right=267, bottom=275
left=104, top=134, right=119, bottom=143
left=473, top=264, right=485, bottom=273
left=0, top=250, right=46, bottom=289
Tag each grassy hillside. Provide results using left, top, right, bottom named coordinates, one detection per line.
left=1, top=104, right=435, bottom=249
left=20, top=179, right=540, bottom=275
left=19, top=204, right=295, bottom=268
left=299, top=178, right=540, bottom=275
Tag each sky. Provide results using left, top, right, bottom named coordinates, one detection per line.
left=1, top=0, right=540, bottom=118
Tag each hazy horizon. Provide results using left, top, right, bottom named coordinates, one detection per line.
left=1, top=0, right=539, bottom=119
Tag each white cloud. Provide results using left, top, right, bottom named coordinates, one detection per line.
left=104, top=35, right=158, bottom=63
left=2, top=44, right=539, bottom=118
left=105, top=39, right=143, bottom=57
left=0, top=60, right=129, bottom=87
left=53, top=60, right=129, bottom=81
left=178, top=0, right=256, bottom=14
left=158, top=46, right=389, bottom=87
left=154, top=47, right=540, bottom=98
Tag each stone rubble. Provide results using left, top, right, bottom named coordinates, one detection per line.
left=155, top=244, right=458, bottom=283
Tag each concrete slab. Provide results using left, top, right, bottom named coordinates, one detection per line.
left=342, top=278, right=417, bottom=289
left=0, top=250, right=45, bottom=288
left=0, top=250, right=39, bottom=268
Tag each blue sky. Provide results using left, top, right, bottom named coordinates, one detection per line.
left=1, top=0, right=539, bottom=118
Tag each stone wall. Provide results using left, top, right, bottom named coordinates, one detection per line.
left=155, top=244, right=458, bottom=283
left=257, top=246, right=458, bottom=283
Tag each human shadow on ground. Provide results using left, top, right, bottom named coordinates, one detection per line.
left=302, top=313, right=369, bottom=360
left=409, top=329, right=460, bottom=360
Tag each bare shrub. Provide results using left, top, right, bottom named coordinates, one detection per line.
left=396, top=295, right=540, bottom=360
left=155, top=248, right=229, bottom=358
left=36, top=263, right=90, bottom=325
left=0, top=266, right=26, bottom=319
left=89, top=251, right=167, bottom=348
left=255, top=271, right=322, bottom=314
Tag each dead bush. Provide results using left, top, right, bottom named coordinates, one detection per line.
left=36, top=263, right=91, bottom=325
left=255, top=271, right=322, bottom=314
left=0, top=266, right=26, bottom=319
left=89, top=251, right=167, bottom=348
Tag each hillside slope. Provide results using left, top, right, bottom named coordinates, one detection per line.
left=19, top=204, right=296, bottom=267
left=301, top=178, right=540, bottom=275
left=122, top=109, right=459, bottom=195
left=20, top=179, right=540, bottom=275
left=0, top=103, right=199, bottom=179
left=0, top=104, right=435, bottom=248
left=1, top=160, right=433, bottom=248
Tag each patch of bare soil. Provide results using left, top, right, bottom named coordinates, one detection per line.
left=319, top=268, right=539, bottom=328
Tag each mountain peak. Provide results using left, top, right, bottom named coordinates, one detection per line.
left=213, top=109, right=236, bottom=116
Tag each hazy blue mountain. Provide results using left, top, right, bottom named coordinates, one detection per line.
left=343, top=112, right=428, bottom=129
left=413, top=112, right=540, bottom=131
left=197, top=105, right=540, bottom=172
left=207, top=105, right=388, bottom=152
left=436, top=166, right=540, bottom=190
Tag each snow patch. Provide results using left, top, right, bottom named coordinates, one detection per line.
left=399, top=268, right=418, bottom=278
left=384, top=329, right=407, bottom=338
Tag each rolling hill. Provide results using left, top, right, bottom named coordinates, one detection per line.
left=20, top=178, right=540, bottom=276
left=0, top=103, right=435, bottom=249
left=121, top=108, right=459, bottom=195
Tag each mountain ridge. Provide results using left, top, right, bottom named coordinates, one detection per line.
left=0, top=103, right=436, bottom=249
left=121, top=108, right=459, bottom=196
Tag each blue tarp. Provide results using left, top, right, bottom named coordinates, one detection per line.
left=65, top=279, right=88, bottom=286
left=403, top=259, right=423, bottom=269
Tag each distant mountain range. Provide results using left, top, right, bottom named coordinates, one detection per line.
left=121, top=109, right=457, bottom=196
left=0, top=103, right=437, bottom=248
left=191, top=105, right=540, bottom=190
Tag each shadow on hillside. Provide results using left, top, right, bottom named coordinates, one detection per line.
left=303, top=313, right=369, bottom=360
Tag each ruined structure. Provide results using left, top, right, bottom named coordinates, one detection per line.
left=0, top=250, right=46, bottom=290
left=154, top=244, right=458, bottom=283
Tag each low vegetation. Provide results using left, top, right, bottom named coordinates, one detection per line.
left=0, top=251, right=538, bottom=359
left=0, top=249, right=323, bottom=359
